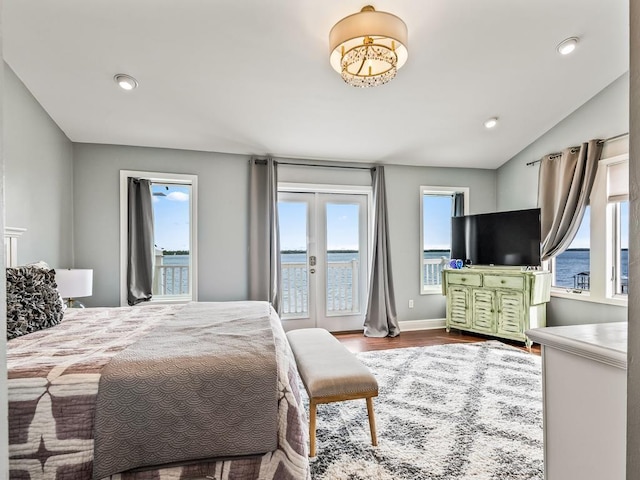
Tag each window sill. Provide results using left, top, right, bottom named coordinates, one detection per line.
left=550, top=289, right=627, bottom=307
left=421, top=288, right=444, bottom=296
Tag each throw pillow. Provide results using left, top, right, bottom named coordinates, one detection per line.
left=6, top=265, right=64, bottom=340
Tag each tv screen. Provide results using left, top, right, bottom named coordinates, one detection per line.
left=451, top=208, right=541, bottom=267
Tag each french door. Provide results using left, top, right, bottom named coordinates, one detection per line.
left=278, top=189, right=370, bottom=332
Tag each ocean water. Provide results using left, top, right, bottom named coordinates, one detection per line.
left=160, top=249, right=630, bottom=295
left=424, top=249, right=629, bottom=291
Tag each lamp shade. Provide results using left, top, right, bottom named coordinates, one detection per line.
left=55, top=269, right=93, bottom=299
left=329, top=6, right=408, bottom=87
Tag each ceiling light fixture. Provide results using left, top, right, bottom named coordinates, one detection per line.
left=329, top=5, right=408, bottom=88
left=114, top=73, right=138, bottom=91
left=484, top=117, right=498, bottom=129
left=556, top=37, right=579, bottom=55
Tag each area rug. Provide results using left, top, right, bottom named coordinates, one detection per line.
left=305, top=341, right=543, bottom=480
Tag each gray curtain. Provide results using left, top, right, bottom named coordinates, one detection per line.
left=248, top=157, right=281, bottom=312
left=452, top=192, right=464, bottom=217
left=538, top=139, right=603, bottom=261
left=127, top=178, right=154, bottom=305
left=364, top=166, right=400, bottom=337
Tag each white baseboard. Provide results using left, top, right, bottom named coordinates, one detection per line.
left=399, top=318, right=446, bottom=331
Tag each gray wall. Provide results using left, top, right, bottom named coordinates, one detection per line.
left=74, top=148, right=498, bottom=319
left=385, top=165, right=497, bottom=321
left=496, top=72, right=629, bottom=327
left=4, top=63, right=74, bottom=266
left=73, top=143, right=250, bottom=307
left=628, top=0, right=639, bottom=473
left=496, top=72, right=629, bottom=211
left=0, top=2, right=9, bottom=473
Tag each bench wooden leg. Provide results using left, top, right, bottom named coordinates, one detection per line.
left=309, top=399, right=317, bottom=457
left=366, top=397, right=378, bottom=446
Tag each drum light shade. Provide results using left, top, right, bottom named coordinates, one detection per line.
left=329, top=6, right=408, bottom=88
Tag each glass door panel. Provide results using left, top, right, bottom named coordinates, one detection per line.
left=316, top=194, right=368, bottom=332
left=325, top=202, right=361, bottom=315
left=278, top=194, right=313, bottom=325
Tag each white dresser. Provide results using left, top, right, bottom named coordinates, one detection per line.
left=526, top=323, right=627, bottom=480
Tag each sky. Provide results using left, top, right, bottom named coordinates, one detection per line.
left=423, top=195, right=454, bottom=250
left=152, top=184, right=191, bottom=251
left=152, top=187, right=628, bottom=254
left=421, top=197, right=630, bottom=251
left=566, top=202, right=629, bottom=249
left=278, top=201, right=360, bottom=251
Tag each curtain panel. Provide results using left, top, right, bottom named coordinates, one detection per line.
left=127, top=178, right=154, bottom=305
left=538, top=139, right=603, bottom=261
left=248, top=157, right=281, bottom=312
left=453, top=192, right=465, bottom=217
left=364, top=166, right=400, bottom=337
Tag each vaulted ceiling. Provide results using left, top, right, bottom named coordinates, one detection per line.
left=4, top=0, right=629, bottom=168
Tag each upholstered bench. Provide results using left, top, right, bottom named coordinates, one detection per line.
left=286, top=328, right=378, bottom=457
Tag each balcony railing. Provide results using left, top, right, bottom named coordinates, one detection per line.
left=423, top=258, right=445, bottom=289
left=281, top=262, right=308, bottom=315
left=281, top=260, right=359, bottom=317
left=153, top=264, right=190, bottom=296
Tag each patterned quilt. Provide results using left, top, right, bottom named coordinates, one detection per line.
left=7, top=302, right=310, bottom=480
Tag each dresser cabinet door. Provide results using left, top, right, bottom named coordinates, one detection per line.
left=471, top=289, right=494, bottom=333
left=447, top=286, right=471, bottom=328
left=496, top=291, right=525, bottom=335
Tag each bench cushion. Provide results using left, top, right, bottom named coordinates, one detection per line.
left=286, top=328, right=378, bottom=398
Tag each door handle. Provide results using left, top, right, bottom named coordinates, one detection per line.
left=310, top=256, right=316, bottom=266
left=310, top=268, right=316, bottom=274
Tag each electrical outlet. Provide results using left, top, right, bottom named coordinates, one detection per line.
left=408, top=299, right=414, bottom=308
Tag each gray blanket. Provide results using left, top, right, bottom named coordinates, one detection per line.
left=92, top=301, right=278, bottom=479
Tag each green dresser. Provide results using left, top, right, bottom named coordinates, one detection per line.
left=442, top=267, right=551, bottom=348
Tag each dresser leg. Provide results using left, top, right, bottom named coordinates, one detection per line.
left=526, top=337, right=533, bottom=352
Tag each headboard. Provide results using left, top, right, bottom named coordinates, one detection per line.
left=5, top=227, right=26, bottom=267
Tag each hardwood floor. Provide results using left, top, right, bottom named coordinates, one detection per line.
left=334, top=328, right=541, bottom=355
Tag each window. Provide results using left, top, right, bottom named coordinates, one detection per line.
left=119, top=171, right=198, bottom=305
left=420, top=186, right=469, bottom=293
left=552, top=206, right=590, bottom=291
left=613, top=200, right=629, bottom=295
left=549, top=154, right=628, bottom=305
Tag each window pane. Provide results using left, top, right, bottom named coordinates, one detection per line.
left=278, top=201, right=309, bottom=317
left=617, top=201, right=629, bottom=295
left=325, top=203, right=360, bottom=314
left=554, top=206, right=590, bottom=290
left=151, top=183, right=191, bottom=296
left=422, top=194, right=453, bottom=289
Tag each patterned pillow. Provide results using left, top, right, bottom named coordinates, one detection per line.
left=6, top=265, right=64, bottom=340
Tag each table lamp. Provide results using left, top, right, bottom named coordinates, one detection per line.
left=55, top=269, right=93, bottom=308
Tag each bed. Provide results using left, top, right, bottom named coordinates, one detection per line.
left=5, top=235, right=310, bottom=479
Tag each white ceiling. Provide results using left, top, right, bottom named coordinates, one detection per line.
left=4, top=0, right=629, bottom=169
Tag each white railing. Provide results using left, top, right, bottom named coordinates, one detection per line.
left=281, top=262, right=308, bottom=315
left=154, top=264, right=190, bottom=295
left=327, top=260, right=359, bottom=313
left=423, top=258, right=445, bottom=288
left=281, top=260, right=359, bottom=317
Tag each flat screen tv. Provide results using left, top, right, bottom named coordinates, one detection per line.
left=451, top=208, right=541, bottom=267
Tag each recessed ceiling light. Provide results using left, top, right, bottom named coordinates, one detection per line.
left=114, top=73, right=138, bottom=91
left=557, top=37, right=579, bottom=55
left=484, top=117, right=498, bottom=129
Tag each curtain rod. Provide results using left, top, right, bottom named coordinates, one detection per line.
left=525, top=132, right=629, bottom=167
left=276, top=161, right=374, bottom=170
left=252, top=158, right=374, bottom=170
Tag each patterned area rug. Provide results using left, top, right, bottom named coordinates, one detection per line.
left=306, top=341, right=543, bottom=480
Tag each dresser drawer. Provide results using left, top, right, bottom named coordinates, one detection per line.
left=446, top=272, right=482, bottom=287
left=483, top=274, right=525, bottom=290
